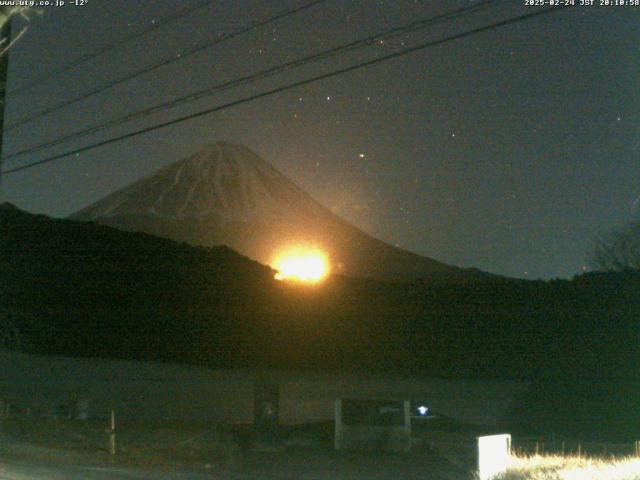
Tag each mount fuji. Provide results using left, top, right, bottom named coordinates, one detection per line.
left=71, top=142, right=479, bottom=281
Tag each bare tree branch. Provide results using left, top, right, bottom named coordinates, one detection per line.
left=592, top=221, right=640, bottom=272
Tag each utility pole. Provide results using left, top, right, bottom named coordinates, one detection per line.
left=0, top=7, right=12, bottom=197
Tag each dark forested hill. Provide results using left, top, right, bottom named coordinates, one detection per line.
left=2, top=202, right=638, bottom=381
left=2, top=202, right=640, bottom=439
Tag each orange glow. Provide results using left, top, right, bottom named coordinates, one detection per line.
left=272, top=247, right=329, bottom=283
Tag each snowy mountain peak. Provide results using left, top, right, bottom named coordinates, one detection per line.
left=72, top=143, right=323, bottom=223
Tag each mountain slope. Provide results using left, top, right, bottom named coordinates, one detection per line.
left=70, top=142, right=473, bottom=281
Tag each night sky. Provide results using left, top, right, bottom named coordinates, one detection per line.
left=1, top=0, right=638, bottom=279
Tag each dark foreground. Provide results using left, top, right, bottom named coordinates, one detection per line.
left=0, top=413, right=479, bottom=479
left=0, top=443, right=470, bottom=480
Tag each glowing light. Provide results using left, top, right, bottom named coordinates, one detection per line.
left=272, top=248, right=329, bottom=283
left=417, top=406, right=428, bottom=416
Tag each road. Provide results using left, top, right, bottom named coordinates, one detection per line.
left=0, top=461, right=226, bottom=479
left=0, top=442, right=470, bottom=479
left=0, top=455, right=468, bottom=480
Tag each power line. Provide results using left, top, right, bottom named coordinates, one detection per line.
left=3, top=0, right=504, bottom=162
left=4, top=0, right=328, bottom=131
left=8, top=0, right=212, bottom=96
left=0, top=5, right=571, bottom=178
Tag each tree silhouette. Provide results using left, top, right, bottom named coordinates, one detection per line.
left=592, top=221, right=640, bottom=271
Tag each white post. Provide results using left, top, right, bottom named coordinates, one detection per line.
left=477, top=434, right=511, bottom=480
left=334, top=399, right=342, bottom=451
left=109, top=410, right=116, bottom=455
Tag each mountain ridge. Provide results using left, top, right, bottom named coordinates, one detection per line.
left=70, top=142, right=476, bottom=281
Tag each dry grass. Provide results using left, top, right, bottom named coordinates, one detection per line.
left=496, top=454, right=640, bottom=480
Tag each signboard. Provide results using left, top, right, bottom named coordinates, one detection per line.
left=335, top=398, right=411, bottom=452
left=342, top=398, right=406, bottom=426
